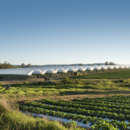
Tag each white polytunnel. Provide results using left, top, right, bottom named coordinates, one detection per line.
left=42, top=70, right=47, bottom=75
left=119, top=65, right=124, bottom=69
left=87, top=66, right=94, bottom=71
left=94, top=66, right=101, bottom=70
left=101, top=66, right=107, bottom=70
left=74, top=67, right=79, bottom=71
left=68, top=68, right=76, bottom=72
left=77, top=67, right=86, bottom=71
left=53, top=69, right=59, bottom=73
left=124, top=65, right=129, bottom=68
left=108, top=66, right=114, bottom=69
left=45, top=69, right=56, bottom=74
left=57, top=68, right=67, bottom=73
left=31, top=69, right=43, bottom=75
left=114, top=65, right=119, bottom=69
left=0, top=64, right=129, bottom=76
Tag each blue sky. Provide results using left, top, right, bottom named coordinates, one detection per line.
left=0, top=0, right=130, bottom=65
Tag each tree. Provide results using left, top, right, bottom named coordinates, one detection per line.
left=109, top=61, right=114, bottom=65
left=26, top=63, right=31, bottom=68
left=105, top=61, right=109, bottom=65
left=74, top=79, right=83, bottom=84
left=3, top=61, right=7, bottom=65
left=0, top=61, right=14, bottom=69
left=78, top=63, right=83, bottom=66
left=21, top=63, right=25, bottom=68
left=60, top=77, right=72, bottom=85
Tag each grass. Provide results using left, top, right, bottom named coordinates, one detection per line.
left=0, top=97, right=85, bottom=130
left=2, top=70, right=130, bottom=130
left=71, top=70, right=130, bottom=79
left=1, top=78, right=130, bottom=100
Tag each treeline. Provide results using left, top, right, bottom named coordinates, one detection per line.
left=105, top=61, right=115, bottom=65
left=0, top=61, right=15, bottom=69
left=0, top=62, right=32, bottom=69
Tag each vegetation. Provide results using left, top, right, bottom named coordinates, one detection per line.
left=2, top=69, right=130, bottom=130
left=60, top=77, right=73, bottom=85
left=21, top=63, right=25, bottom=68
left=105, top=61, right=115, bottom=65
left=0, top=61, right=32, bottom=69
left=21, top=96, right=130, bottom=121
left=0, top=61, right=15, bottom=69
left=71, top=70, right=130, bottom=79
left=18, top=95, right=130, bottom=129
left=0, top=98, right=86, bottom=130
left=1, top=79, right=130, bottom=99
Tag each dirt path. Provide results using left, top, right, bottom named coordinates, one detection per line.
left=5, top=93, right=130, bottom=102
left=0, top=78, right=45, bottom=85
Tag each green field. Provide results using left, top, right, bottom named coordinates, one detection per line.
left=71, top=70, right=130, bottom=79
left=18, top=96, right=130, bottom=130
left=0, top=99, right=83, bottom=130
left=1, top=71, right=130, bottom=130
left=1, top=78, right=130, bottom=99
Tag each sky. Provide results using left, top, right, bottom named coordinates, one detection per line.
left=0, top=0, right=130, bottom=65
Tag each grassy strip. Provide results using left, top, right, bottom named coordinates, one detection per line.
left=1, top=78, right=130, bottom=100
left=71, top=70, right=130, bottom=79
left=0, top=99, right=85, bottom=130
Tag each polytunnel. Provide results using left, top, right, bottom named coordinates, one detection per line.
left=68, top=68, right=76, bottom=72
left=114, top=65, right=119, bottom=69
left=86, top=66, right=94, bottom=71
left=124, top=65, right=129, bottom=68
left=29, top=69, right=43, bottom=75
left=108, top=66, right=114, bottom=70
left=57, top=68, right=67, bottom=73
left=0, top=64, right=129, bottom=80
left=94, top=66, right=101, bottom=70
left=77, top=67, right=86, bottom=71
left=119, top=65, right=124, bottom=69
left=45, top=69, right=56, bottom=74
left=101, top=66, right=107, bottom=70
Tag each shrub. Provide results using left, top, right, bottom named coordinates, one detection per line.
left=60, top=77, right=73, bottom=85
left=91, top=121, right=118, bottom=130
left=74, top=79, right=83, bottom=85
left=23, top=82, right=29, bottom=84
left=119, top=79, right=125, bottom=83
left=0, top=82, right=3, bottom=86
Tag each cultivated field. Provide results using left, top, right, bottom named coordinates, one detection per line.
left=1, top=70, right=130, bottom=129
left=71, top=70, right=130, bottom=79
left=19, top=96, right=130, bottom=129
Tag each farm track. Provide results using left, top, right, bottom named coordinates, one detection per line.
left=4, top=93, right=130, bottom=102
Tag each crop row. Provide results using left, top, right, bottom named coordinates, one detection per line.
left=37, top=99, right=130, bottom=109
left=19, top=105, right=130, bottom=130
left=24, top=101, right=130, bottom=120
left=26, top=100, right=130, bottom=114
left=73, top=96, right=130, bottom=103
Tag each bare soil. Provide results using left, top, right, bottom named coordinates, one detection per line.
left=1, top=78, right=45, bottom=85
left=7, top=92, right=130, bottom=103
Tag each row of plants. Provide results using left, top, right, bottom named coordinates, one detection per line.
left=19, top=105, right=130, bottom=130
left=38, top=99, right=130, bottom=110
left=26, top=100, right=130, bottom=115
left=23, top=101, right=130, bottom=120
left=71, top=69, right=130, bottom=79
left=72, top=96, right=130, bottom=103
